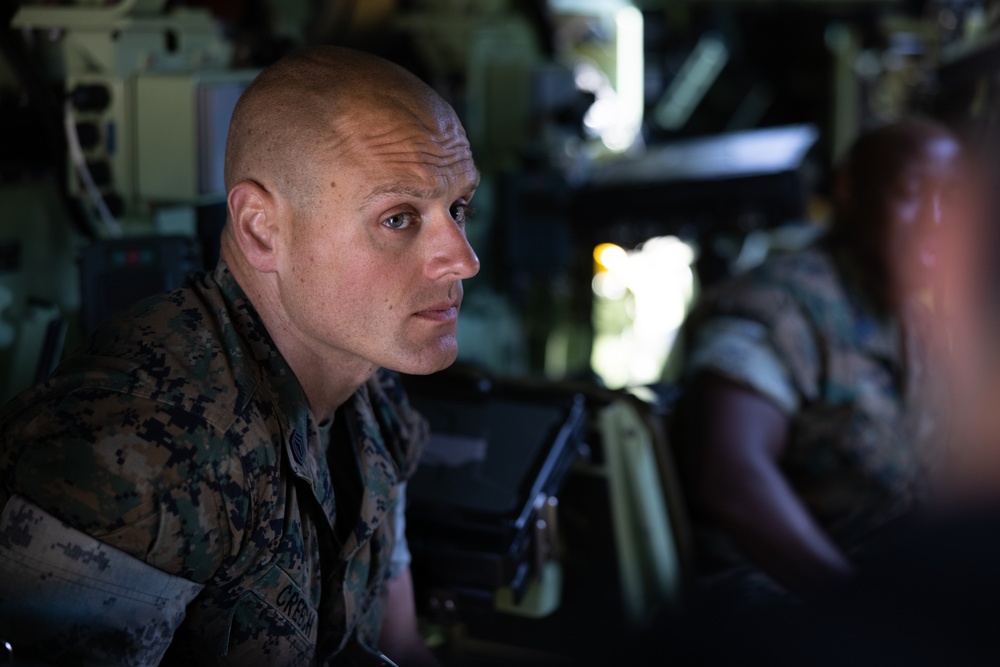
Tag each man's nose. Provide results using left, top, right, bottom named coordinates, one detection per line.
left=424, top=212, right=480, bottom=280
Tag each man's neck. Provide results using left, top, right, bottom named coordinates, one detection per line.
left=221, top=241, right=376, bottom=421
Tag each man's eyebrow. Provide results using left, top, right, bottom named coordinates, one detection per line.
left=357, top=173, right=481, bottom=212
left=359, top=184, right=439, bottom=210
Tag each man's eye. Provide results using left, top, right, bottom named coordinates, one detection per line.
left=451, top=204, right=473, bottom=224
left=383, top=212, right=416, bottom=230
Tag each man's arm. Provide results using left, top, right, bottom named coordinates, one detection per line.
left=688, top=374, right=853, bottom=598
left=378, top=566, right=438, bottom=666
left=0, top=495, right=204, bottom=666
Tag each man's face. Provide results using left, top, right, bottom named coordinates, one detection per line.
left=274, top=102, right=480, bottom=376
left=868, top=135, right=966, bottom=300
left=850, top=135, right=965, bottom=303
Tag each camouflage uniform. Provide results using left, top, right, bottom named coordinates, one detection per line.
left=679, top=236, right=947, bottom=603
left=0, top=261, right=427, bottom=665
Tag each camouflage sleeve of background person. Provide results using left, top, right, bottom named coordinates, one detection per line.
left=683, top=251, right=827, bottom=413
left=0, top=366, right=247, bottom=664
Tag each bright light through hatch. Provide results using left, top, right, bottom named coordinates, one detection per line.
left=591, top=236, right=698, bottom=389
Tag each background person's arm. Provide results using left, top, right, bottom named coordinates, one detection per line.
left=689, top=373, right=853, bottom=597
left=379, top=566, right=439, bottom=666
left=377, top=477, right=439, bottom=666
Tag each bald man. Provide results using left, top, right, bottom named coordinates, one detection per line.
left=0, top=46, right=479, bottom=666
left=673, top=118, right=965, bottom=609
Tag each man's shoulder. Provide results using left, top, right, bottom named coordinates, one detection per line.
left=61, top=274, right=259, bottom=427
left=0, top=275, right=275, bottom=577
left=361, top=369, right=428, bottom=481
left=90, top=274, right=224, bottom=361
left=703, top=245, right=841, bottom=319
left=744, top=244, right=839, bottom=289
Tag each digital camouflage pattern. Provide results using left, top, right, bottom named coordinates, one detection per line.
left=0, top=262, right=427, bottom=665
left=0, top=494, right=205, bottom=666
left=681, top=237, right=948, bottom=600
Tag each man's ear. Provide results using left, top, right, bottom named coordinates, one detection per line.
left=228, top=180, right=280, bottom=273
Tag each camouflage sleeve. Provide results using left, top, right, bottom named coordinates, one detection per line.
left=0, top=387, right=237, bottom=583
left=688, top=275, right=822, bottom=405
left=0, top=495, right=204, bottom=666
left=685, top=315, right=803, bottom=413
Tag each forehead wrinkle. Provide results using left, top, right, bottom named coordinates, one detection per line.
left=368, top=152, right=477, bottom=172
left=363, top=132, right=471, bottom=162
left=341, top=134, right=479, bottom=209
left=334, top=121, right=473, bottom=165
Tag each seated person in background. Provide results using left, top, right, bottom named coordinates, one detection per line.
left=671, top=117, right=966, bottom=608
left=0, top=45, right=480, bottom=666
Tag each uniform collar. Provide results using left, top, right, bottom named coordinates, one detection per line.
left=212, top=261, right=336, bottom=528
left=212, top=262, right=418, bottom=551
left=822, top=236, right=901, bottom=362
